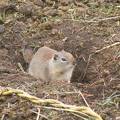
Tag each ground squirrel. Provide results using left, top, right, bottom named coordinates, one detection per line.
left=28, top=46, right=75, bottom=83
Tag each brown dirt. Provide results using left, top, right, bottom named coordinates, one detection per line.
left=0, top=0, right=120, bottom=120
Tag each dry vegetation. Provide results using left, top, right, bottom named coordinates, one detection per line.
left=0, top=0, right=120, bottom=120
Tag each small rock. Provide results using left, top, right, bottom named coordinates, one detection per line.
left=34, top=0, right=44, bottom=7
left=39, top=22, right=53, bottom=30
left=103, top=69, right=110, bottom=77
left=62, top=37, right=68, bottom=42
left=45, top=9, right=58, bottom=17
left=17, top=3, right=34, bottom=16
left=0, top=48, right=8, bottom=57
left=51, top=29, right=58, bottom=35
left=60, top=0, right=73, bottom=6
left=0, top=24, right=5, bottom=33
left=13, top=21, right=27, bottom=33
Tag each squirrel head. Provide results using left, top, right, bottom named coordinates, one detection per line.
left=52, top=50, right=76, bottom=69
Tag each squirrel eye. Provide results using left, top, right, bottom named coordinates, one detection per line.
left=62, top=58, right=67, bottom=61
left=54, top=54, right=58, bottom=60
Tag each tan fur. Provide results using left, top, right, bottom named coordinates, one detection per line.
left=28, top=46, right=75, bottom=82
left=22, top=48, right=33, bottom=63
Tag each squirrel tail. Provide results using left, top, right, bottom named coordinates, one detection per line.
left=22, top=47, right=33, bottom=64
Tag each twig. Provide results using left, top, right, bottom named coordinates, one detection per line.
left=30, top=108, right=49, bottom=120
left=1, top=114, right=5, bottom=120
left=39, top=106, right=91, bottom=118
left=30, top=109, right=49, bottom=120
left=46, top=91, right=93, bottom=96
left=64, top=16, right=120, bottom=23
left=1, top=102, right=11, bottom=120
left=17, top=62, right=26, bottom=73
left=72, top=113, right=88, bottom=120
left=0, top=87, right=103, bottom=120
left=73, top=89, right=90, bottom=108
left=78, top=90, right=90, bottom=108
left=79, top=42, right=120, bottom=82
left=36, top=108, right=40, bottom=120
left=92, top=16, right=120, bottom=23
left=89, top=79, right=104, bottom=87
left=93, top=42, right=120, bottom=54
left=80, top=54, right=92, bottom=81
left=86, top=16, right=120, bottom=23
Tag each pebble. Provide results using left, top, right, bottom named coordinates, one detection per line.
left=0, top=24, right=5, bottom=33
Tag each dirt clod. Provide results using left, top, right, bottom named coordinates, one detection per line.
left=0, top=24, right=5, bottom=33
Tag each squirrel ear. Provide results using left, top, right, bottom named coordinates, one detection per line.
left=53, top=54, right=58, bottom=60
left=61, top=49, right=65, bottom=52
